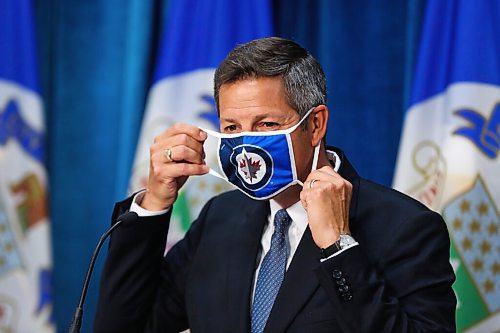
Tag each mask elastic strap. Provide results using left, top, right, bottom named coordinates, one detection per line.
left=311, top=143, right=320, bottom=171
left=208, top=168, right=227, bottom=180
left=286, top=107, right=315, bottom=134
left=201, top=128, right=221, bottom=138
left=292, top=108, right=318, bottom=187
left=296, top=143, right=321, bottom=187
left=199, top=128, right=229, bottom=181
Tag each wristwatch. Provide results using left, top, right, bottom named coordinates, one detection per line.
left=321, top=233, right=356, bottom=258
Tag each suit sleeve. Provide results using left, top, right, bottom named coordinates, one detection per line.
left=93, top=195, right=214, bottom=333
left=314, top=210, right=456, bottom=333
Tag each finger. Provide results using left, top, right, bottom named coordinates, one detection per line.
left=152, top=134, right=206, bottom=160
left=302, top=172, right=352, bottom=198
left=302, top=179, right=331, bottom=194
left=162, top=122, right=207, bottom=142
left=316, top=165, right=339, bottom=176
left=303, top=179, right=321, bottom=191
left=305, top=167, right=350, bottom=185
left=155, top=163, right=209, bottom=179
left=310, top=167, right=342, bottom=180
left=315, top=167, right=352, bottom=197
left=304, top=170, right=338, bottom=186
left=166, top=163, right=209, bottom=177
left=299, top=189, right=308, bottom=210
left=167, top=145, right=205, bottom=164
left=151, top=147, right=205, bottom=167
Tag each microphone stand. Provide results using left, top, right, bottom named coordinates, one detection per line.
left=68, top=212, right=138, bottom=333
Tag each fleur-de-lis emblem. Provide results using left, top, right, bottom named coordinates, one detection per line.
left=453, top=103, right=499, bottom=159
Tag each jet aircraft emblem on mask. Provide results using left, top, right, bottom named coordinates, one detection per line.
left=230, top=145, right=273, bottom=191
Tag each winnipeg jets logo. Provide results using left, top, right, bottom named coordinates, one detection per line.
left=227, top=144, right=273, bottom=192
left=236, top=148, right=266, bottom=184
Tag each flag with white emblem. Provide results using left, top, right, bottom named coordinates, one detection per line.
left=393, top=1, right=499, bottom=331
left=0, top=0, right=54, bottom=332
left=129, top=0, right=272, bottom=249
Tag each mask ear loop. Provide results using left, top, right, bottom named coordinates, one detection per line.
left=208, top=168, right=227, bottom=180
left=311, top=143, right=321, bottom=171
left=296, top=143, right=321, bottom=187
left=199, top=127, right=230, bottom=181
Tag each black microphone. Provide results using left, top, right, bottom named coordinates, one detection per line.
left=68, top=211, right=138, bottom=333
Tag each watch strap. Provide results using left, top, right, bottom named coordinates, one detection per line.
left=321, top=233, right=356, bottom=258
left=321, top=242, right=341, bottom=258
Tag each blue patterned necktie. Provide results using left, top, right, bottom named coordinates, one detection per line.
left=251, top=208, right=292, bottom=333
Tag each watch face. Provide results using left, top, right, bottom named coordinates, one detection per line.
left=339, top=234, right=356, bottom=248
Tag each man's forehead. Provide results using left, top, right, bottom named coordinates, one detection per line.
left=218, top=76, right=285, bottom=94
left=219, top=78, right=290, bottom=104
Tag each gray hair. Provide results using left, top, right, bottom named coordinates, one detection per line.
left=214, top=37, right=327, bottom=126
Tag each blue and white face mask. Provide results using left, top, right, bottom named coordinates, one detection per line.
left=202, top=109, right=320, bottom=200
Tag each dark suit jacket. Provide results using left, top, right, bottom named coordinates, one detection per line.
left=94, top=149, right=456, bottom=332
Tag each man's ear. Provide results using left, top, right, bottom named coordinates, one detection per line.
left=310, top=105, right=328, bottom=146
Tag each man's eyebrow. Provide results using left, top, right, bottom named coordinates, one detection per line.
left=220, top=117, right=239, bottom=123
left=221, top=114, right=279, bottom=122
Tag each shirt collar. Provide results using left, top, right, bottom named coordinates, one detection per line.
left=327, top=149, right=341, bottom=172
left=269, top=199, right=308, bottom=231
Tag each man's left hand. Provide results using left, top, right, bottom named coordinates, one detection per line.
left=300, top=166, right=353, bottom=248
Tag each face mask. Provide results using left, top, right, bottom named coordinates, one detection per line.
left=202, top=108, right=320, bottom=200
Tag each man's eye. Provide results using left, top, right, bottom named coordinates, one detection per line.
left=260, top=122, right=279, bottom=129
left=224, top=125, right=238, bottom=132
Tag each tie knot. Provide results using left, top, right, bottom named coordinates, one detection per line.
left=273, top=209, right=292, bottom=233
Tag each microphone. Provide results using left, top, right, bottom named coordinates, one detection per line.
left=68, top=211, right=138, bottom=333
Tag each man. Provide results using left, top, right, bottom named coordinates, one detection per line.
left=94, top=37, right=456, bottom=332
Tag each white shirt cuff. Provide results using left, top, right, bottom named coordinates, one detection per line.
left=320, top=242, right=359, bottom=262
left=130, top=190, right=170, bottom=217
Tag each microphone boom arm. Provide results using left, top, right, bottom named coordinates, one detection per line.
left=68, top=211, right=138, bottom=333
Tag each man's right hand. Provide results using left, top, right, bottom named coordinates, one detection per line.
left=141, top=123, right=209, bottom=211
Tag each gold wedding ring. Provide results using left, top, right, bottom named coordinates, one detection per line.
left=164, top=148, right=173, bottom=162
left=310, top=179, right=317, bottom=188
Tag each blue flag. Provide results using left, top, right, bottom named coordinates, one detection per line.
left=394, top=1, right=500, bottom=331
left=129, top=0, right=272, bottom=248
left=0, top=0, right=54, bottom=331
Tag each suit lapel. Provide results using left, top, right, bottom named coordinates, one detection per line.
left=226, top=199, right=269, bottom=333
left=263, top=227, right=322, bottom=332
left=333, top=146, right=360, bottom=222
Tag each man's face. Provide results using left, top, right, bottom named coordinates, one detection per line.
left=218, top=76, right=315, bottom=184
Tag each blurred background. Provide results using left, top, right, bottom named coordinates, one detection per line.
left=1, top=0, right=498, bottom=332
